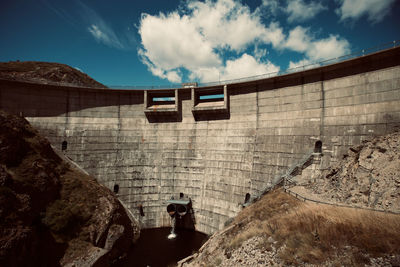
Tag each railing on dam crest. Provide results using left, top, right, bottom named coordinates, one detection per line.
left=109, top=40, right=400, bottom=90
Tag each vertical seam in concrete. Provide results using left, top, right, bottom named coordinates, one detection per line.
left=65, top=89, right=69, bottom=138
left=114, top=93, right=122, bottom=185
left=199, top=119, right=209, bottom=232
left=320, top=73, right=325, bottom=138
left=250, top=85, right=259, bottom=195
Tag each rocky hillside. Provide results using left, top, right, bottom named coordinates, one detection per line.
left=0, top=110, right=139, bottom=266
left=303, top=132, right=400, bottom=212
left=0, top=61, right=107, bottom=88
left=181, top=132, right=400, bottom=266
left=182, top=189, right=400, bottom=267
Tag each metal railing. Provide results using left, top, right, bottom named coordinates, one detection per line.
left=108, top=40, right=400, bottom=90
left=247, top=148, right=400, bottom=215
left=247, top=151, right=315, bottom=204
left=283, top=187, right=400, bottom=215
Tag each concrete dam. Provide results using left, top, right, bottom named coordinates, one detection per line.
left=1, top=47, right=400, bottom=235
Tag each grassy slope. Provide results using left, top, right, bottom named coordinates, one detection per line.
left=192, top=189, right=400, bottom=266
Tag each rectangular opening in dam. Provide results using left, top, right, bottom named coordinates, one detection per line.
left=199, top=94, right=224, bottom=101
left=152, top=96, right=175, bottom=105
left=196, top=88, right=224, bottom=106
left=144, top=89, right=179, bottom=114
left=153, top=97, right=175, bottom=102
left=192, top=85, right=229, bottom=118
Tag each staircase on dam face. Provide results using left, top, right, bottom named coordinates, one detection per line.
left=248, top=150, right=323, bottom=204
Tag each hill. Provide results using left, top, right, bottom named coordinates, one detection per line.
left=0, top=61, right=107, bottom=88
left=182, top=189, right=400, bottom=266
left=181, top=132, right=400, bottom=266
left=0, top=110, right=139, bottom=266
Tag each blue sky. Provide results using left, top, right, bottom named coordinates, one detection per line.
left=0, top=0, right=399, bottom=87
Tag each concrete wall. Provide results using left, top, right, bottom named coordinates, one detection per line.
left=1, top=47, right=400, bottom=234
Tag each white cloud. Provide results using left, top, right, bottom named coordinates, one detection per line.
left=336, top=0, right=396, bottom=23
left=260, top=0, right=326, bottom=22
left=166, top=71, right=181, bottom=83
left=254, top=45, right=268, bottom=60
left=138, top=12, right=221, bottom=82
left=139, top=13, right=220, bottom=70
left=138, top=48, right=183, bottom=83
left=284, top=26, right=312, bottom=53
left=188, top=0, right=283, bottom=51
left=285, top=0, right=327, bottom=22
left=42, top=0, right=135, bottom=50
left=138, top=0, right=285, bottom=82
left=284, top=26, right=350, bottom=61
left=260, top=0, right=280, bottom=15
left=308, top=35, right=350, bottom=60
left=220, top=54, right=279, bottom=81
left=138, top=0, right=350, bottom=83
left=77, top=1, right=135, bottom=49
left=286, top=0, right=327, bottom=22
left=261, top=22, right=285, bottom=47
left=188, top=54, right=280, bottom=82
left=88, top=24, right=124, bottom=49
left=188, top=67, right=221, bottom=83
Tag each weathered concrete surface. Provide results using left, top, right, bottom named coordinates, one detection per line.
left=1, top=47, right=400, bottom=234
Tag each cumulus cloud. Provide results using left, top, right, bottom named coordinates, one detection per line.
left=220, top=54, right=279, bottom=81
left=285, top=0, right=327, bottom=22
left=139, top=13, right=221, bottom=71
left=138, top=48, right=183, bottom=83
left=188, top=54, right=280, bottom=82
left=188, top=0, right=279, bottom=51
left=138, top=0, right=350, bottom=83
left=260, top=0, right=326, bottom=22
left=285, top=26, right=312, bottom=53
left=308, top=35, right=350, bottom=60
left=284, top=26, right=350, bottom=61
left=138, top=0, right=287, bottom=82
left=336, top=0, right=396, bottom=23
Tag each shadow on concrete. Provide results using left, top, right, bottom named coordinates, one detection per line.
left=0, top=79, right=144, bottom=117
left=193, top=111, right=230, bottom=121
left=145, top=97, right=183, bottom=123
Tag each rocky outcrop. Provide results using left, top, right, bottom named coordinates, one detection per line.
left=0, top=61, right=107, bottom=88
left=0, top=110, right=139, bottom=266
left=306, top=132, right=400, bottom=212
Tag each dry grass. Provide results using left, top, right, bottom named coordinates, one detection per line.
left=225, top=188, right=400, bottom=265
left=275, top=203, right=400, bottom=263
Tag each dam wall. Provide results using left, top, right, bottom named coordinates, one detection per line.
left=1, top=47, right=400, bottom=234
